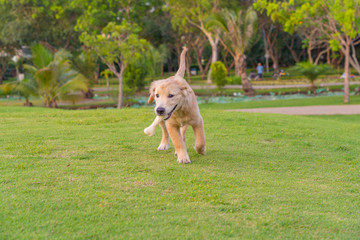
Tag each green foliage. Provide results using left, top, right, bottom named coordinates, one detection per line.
left=254, top=0, right=360, bottom=51
left=70, top=50, right=99, bottom=87
left=165, top=0, right=213, bottom=31
left=0, top=0, right=82, bottom=49
left=124, top=59, right=148, bottom=92
left=146, top=44, right=169, bottom=77
left=289, top=62, right=333, bottom=84
left=31, top=43, right=53, bottom=69
left=23, top=44, right=88, bottom=107
left=210, top=61, right=227, bottom=88
left=80, top=20, right=147, bottom=66
left=211, top=7, right=258, bottom=55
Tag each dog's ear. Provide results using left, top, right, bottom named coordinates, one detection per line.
left=148, top=81, right=158, bottom=104
left=179, top=82, right=192, bottom=97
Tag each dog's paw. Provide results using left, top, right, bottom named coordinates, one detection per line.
left=177, top=155, right=191, bottom=164
left=157, top=144, right=169, bottom=151
left=144, top=127, right=155, bottom=137
left=174, top=151, right=177, bottom=157
left=195, top=145, right=206, bottom=155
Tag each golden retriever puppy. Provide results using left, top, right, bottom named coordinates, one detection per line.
left=147, top=47, right=206, bottom=163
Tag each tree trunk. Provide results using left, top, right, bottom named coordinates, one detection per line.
left=269, top=52, right=279, bottom=71
left=117, top=72, right=124, bottom=109
left=94, top=64, right=100, bottom=84
left=24, top=98, right=33, bottom=106
left=191, top=37, right=210, bottom=81
left=167, top=58, right=173, bottom=72
left=0, top=60, right=8, bottom=85
left=45, top=98, right=50, bottom=108
left=226, top=62, right=235, bottom=76
left=326, top=49, right=331, bottom=64
left=207, top=39, right=218, bottom=84
left=314, top=47, right=330, bottom=65
left=344, top=42, right=350, bottom=103
left=186, top=54, right=191, bottom=83
left=52, top=99, right=58, bottom=108
left=193, top=47, right=209, bottom=80
left=285, top=37, right=300, bottom=63
left=82, top=89, right=94, bottom=99
left=348, top=51, right=360, bottom=74
left=310, top=80, right=316, bottom=92
left=237, top=54, right=254, bottom=96
left=307, top=43, right=314, bottom=64
left=160, top=62, right=164, bottom=77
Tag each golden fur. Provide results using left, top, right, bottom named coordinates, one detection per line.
left=147, top=47, right=206, bottom=163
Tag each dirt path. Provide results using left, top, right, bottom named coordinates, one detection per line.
left=229, top=105, right=360, bottom=115
left=191, top=81, right=360, bottom=90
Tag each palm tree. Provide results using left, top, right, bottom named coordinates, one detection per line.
left=70, top=51, right=99, bottom=98
left=2, top=76, right=38, bottom=106
left=211, top=8, right=258, bottom=96
left=290, top=62, right=332, bottom=90
left=24, top=44, right=88, bottom=107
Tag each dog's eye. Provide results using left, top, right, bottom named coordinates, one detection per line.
left=156, top=94, right=159, bottom=98
left=168, top=94, right=174, bottom=98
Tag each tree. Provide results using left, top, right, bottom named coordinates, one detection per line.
left=189, top=35, right=212, bottom=80
left=80, top=20, right=147, bottom=108
left=165, top=0, right=220, bottom=83
left=283, top=33, right=305, bottom=64
left=211, top=8, right=258, bottom=95
left=24, top=44, right=88, bottom=107
left=258, top=14, right=282, bottom=70
left=254, top=0, right=360, bottom=103
left=146, top=44, right=169, bottom=78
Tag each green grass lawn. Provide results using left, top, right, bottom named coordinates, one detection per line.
left=1, top=106, right=360, bottom=239
left=201, top=95, right=360, bottom=110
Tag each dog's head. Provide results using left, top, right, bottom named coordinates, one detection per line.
left=148, top=77, right=191, bottom=120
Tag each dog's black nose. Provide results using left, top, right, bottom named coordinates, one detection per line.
left=156, top=107, right=165, bottom=115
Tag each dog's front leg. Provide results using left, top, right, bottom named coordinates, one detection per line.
left=167, top=123, right=190, bottom=164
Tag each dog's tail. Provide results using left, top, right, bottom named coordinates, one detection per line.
left=175, top=46, right=188, bottom=78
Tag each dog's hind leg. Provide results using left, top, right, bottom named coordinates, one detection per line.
left=157, top=121, right=169, bottom=151
left=192, top=118, right=206, bottom=155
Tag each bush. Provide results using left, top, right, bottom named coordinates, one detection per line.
left=226, top=76, right=242, bottom=85
left=210, top=61, right=228, bottom=89
left=124, top=59, right=148, bottom=92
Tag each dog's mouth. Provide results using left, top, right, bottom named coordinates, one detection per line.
left=164, top=104, right=178, bottom=120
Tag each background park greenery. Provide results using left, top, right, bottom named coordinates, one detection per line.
left=0, top=0, right=360, bottom=108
